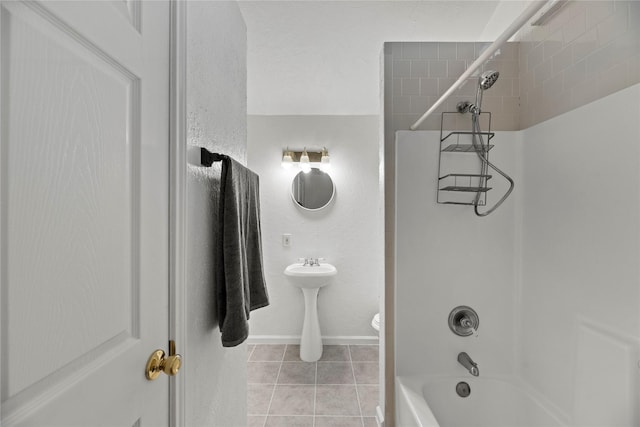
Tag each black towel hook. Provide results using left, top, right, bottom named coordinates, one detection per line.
left=188, top=146, right=228, bottom=167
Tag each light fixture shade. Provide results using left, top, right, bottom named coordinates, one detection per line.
left=281, top=151, right=293, bottom=169
left=300, top=149, right=311, bottom=173
left=320, top=149, right=331, bottom=172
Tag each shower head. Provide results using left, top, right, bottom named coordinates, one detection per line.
left=479, top=70, right=500, bottom=90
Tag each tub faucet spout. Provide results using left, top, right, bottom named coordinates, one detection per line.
left=458, top=352, right=479, bottom=376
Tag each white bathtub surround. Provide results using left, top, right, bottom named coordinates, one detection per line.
left=396, top=376, right=564, bottom=427
left=395, top=84, right=640, bottom=426
left=395, top=129, right=520, bottom=379
left=518, top=84, right=640, bottom=426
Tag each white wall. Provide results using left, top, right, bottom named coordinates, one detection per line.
left=247, top=115, right=383, bottom=341
left=238, top=1, right=527, bottom=115
left=519, top=84, right=640, bottom=426
left=395, top=129, right=520, bottom=377
left=185, top=3, right=248, bottom=426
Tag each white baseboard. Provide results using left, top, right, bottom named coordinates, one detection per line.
left=247, top=335, right=379, bottom=345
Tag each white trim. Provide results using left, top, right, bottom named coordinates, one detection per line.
left=168, top=1, right=187, bottom=426
left=247, top=335, right=380, bottom=346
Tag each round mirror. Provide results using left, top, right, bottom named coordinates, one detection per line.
left=291, top=168, right=335, bottom=211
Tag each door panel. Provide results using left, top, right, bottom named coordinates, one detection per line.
left=1, top=1, right=170, bottom=425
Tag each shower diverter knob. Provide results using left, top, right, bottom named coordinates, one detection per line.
left=448, top=306, right=479, bottom=337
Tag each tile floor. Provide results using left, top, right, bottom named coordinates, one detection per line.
left=247, top=344, right=379, bottom=427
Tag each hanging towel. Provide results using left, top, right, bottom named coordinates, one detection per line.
left=216, top=156, right=269, bottom=347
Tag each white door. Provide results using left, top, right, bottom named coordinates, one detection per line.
left=0, top=1, right=171, bottom=425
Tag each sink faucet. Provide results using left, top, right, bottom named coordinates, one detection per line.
left=302, top=258, right=320, bottom=266
left=458, top=352, right=479, bottom=376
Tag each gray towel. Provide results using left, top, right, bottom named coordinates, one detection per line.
left=216, top=156, right=269, bottom=347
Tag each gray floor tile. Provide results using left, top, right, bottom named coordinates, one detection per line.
left=317, top=362, right=355, bottom=385
left=349, top=345, right=379, bottom=362
left=352, top=362, right=379, bottom=385
left=277, top=362, right=316, bottom=385
left=357, top=385, right=379, bottom=417
left=269, top=385, right=315, bottom=416
left=248, top=383, right=275, bottom=415
left=363, top=417, right=378, bottom=427
left=315, top=385, right=361, bottom=416
left=319, top=345, right=350, bottom=361
left=248, top=362, right=281, bottom=384
left=264, top=416, right=314, bottom=427
left=314, top=416, right=364, bottom=427
left=248, top=415, right=267, bottom=427
left=250, top=344, right=287, bottom=361
left=283, top=344, right=302, bottom=361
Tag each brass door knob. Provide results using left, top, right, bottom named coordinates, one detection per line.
left=146, top=345, right=182, bottom=380
left=163, top=354, right=182, bottom=376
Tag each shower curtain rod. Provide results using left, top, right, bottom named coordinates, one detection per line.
left=409, top=0, right=549, bottom=131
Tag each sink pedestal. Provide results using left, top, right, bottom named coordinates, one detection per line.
left=299, top=287, right=322, bottom=362
left=283, top=262, right=337, bottom=363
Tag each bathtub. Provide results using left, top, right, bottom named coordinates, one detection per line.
left=396, top=376, right=565, bottom=427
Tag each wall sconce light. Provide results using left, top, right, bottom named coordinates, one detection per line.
left=281, top=148, right=331, bottom=173
left=299, top=148, right=311, bottom=173
left=281, top=149, right=294, bottom=169
left=320, top=147, right=331, bottom=172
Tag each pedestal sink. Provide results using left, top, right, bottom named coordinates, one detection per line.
left=284, top=262, right=337, bottom=362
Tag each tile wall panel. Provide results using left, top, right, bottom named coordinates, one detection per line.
left=384, top=41, right=521, bottom=136
left=517, top=0, right=640, bottom=128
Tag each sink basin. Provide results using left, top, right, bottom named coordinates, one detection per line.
left=284, top=263, right=337, bottom=288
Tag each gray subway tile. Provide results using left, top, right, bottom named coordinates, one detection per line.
left=456, top=43, right=476, bottom=61
left=438, top=43, right=457, bottom=60
left=410, top=60, right=428, bottom=78
left=402, top=43, right=421, bottom=59
left=401, top=78, right=420, bottom=96
left=420, top=43, right=438, bottom=60
left=393, top=60, right=411, bottom=78
left=429, top=60, right=448, bottom=78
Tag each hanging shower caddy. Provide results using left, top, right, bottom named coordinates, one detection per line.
left=437, top=111, right=494, bottom=206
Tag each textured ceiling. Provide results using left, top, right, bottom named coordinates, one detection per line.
left=239, top=0, right=530, bottom=115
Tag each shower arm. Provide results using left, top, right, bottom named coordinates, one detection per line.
left=409, top=0, right=548, bottom=131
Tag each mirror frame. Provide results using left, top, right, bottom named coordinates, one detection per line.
left=290, top=168, right=336, bottom=211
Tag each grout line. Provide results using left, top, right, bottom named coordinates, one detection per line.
left=261, top=345, right=286, bottom=426
left=348, top=345, right=365, bottom=426
left=312, top=360, right=318, bottom=427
